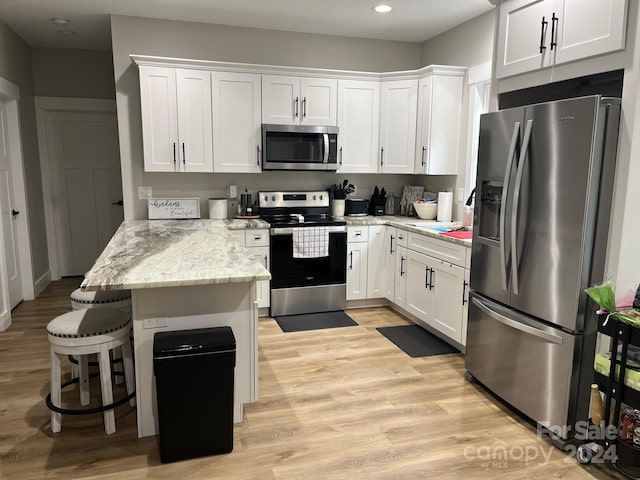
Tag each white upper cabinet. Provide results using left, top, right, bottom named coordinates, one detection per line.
left=139, top=66, right=213, bottom=172
left=496, top=0, right=628, bottom=79
left=379, top=80, right=418, bottom=174
left=336, top=80, right=380, bottom=173
left=552, top=0, right=628, bottom=65
left=414, top=71, right=464, bottom=175
left=262, top=75, right=337, bottom=126
left=212, top=72, right=262, bottom=173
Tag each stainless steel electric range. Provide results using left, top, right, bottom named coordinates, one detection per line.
left=258, top=191, right=347, bottom=317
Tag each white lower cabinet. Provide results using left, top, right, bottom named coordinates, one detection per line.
left=347, top=240, right=368, bottom=301
left=230, top=230, right=270, bottom=309
left=405, top=249, right=436, bottom=321
left=394, top=245, right=407, bottom=309
left=431, top=260, right=465, bottom=345
left=366, top=226, right=386, bottom=298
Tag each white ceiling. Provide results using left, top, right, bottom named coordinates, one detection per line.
left=0, top=0, right=493, bottom=51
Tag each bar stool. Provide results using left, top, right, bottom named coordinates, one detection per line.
left=46, top=308, right=135, bottom=435
left=69, top=288, right=132, bottom=383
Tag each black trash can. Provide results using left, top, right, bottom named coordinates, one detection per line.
left=153, top=326, right=236, bottom=463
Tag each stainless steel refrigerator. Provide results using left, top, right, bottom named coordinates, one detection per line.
left=465, top=95, right=621, bottom=441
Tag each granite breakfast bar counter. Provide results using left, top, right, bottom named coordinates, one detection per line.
left=81, top=220, right=271, bottom=438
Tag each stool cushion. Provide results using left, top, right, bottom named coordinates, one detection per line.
left=70, top=288, right=131, bottom=305
left=47, top=309, right=130, bottom=338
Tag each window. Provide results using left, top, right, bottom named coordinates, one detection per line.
left=465, top=62, right=492, bottom=206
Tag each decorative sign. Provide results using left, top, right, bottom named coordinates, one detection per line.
left=148, top=198, right=201, bottom=219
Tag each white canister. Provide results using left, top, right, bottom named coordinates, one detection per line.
left=208, top=198, right=228, bottom=219
left=437, top=191, right=453, bottom=222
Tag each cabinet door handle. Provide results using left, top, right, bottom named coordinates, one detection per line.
left=254, top=235, right=261, bottom=240
left=173, top=142, right=176, bottom=167
left=303, top=97, right=307, bottom=117
left=400, top=256, right=405, bottom=276
left=390, top=235, right=394, bottom=254
left=339, top=146, right=343, bottom=165
left=421, top=146, right=426, bottom=167
left=182, top=142, right=186, bottom=166
left=295, top=96, right=299, bottom=117
left=349, top=251, right=353, bottom=270
left=380, top=147, right=384, bottom=166
left=425, top=266, right=429, bottom=289
left=257, top=145, right=261, bottom=165
left=264, top=255, right=268, bottom=267
left=550, top=13, right=558, bottom=50
left=539, top=16, right=548, bottom=54
left=429, top=268, right=435, bottom=290
left=462, top=280, right=468, bottom=305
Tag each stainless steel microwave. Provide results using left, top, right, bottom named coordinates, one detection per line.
left=262, top=124, right=339, bottom=171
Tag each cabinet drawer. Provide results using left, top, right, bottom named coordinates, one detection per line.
left=407, top=232, right=467, bottom=268
left=395, top=229, right=408, bottom=247
left=245, top=230, right=269, bottom=247
left=347, top=226, right=369, bottom=243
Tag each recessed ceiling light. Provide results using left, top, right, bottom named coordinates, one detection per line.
left=51, top=18, right=69, bottom=26
left=373, top=4, right=393, bottom=13
left=56, top=30, right=77, bottom=36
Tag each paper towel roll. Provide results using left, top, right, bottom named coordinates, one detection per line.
left=437, top=192, right=453, bottom=222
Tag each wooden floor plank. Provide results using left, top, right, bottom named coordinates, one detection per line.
left=0, top=279, right=623, bottom=479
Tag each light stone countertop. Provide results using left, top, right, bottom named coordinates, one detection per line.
left=81, top=220, right=271, bottom=291
left=342, top=215, right=472, bottom=247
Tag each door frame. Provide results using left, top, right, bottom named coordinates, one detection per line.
left=35, top=97, right=118, bottom=280
left=0, top=76, right=34, bottom=330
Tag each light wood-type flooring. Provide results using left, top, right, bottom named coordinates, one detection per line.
left=0, top=278, right=626, bottom=479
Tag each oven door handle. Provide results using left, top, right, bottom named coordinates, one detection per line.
left=271, top=226, right=347, bottom=235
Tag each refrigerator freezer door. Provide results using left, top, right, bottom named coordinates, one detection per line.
left=470, top=107, right=524, bottom=306
left=465, top=293, right=576, bottom=431
left=510, top=96, right=602, bottom=331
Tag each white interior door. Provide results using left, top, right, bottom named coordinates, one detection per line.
left=45, top=110, right=123, bottom=276
left=0, top=101, right=21, bottom=310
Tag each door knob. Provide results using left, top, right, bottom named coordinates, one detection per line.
left=111, top=200, right=124, bottom=206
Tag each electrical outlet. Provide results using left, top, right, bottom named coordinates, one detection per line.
left=142, top=315, right=167, bottom=329
left=227, top=185, right=237, bottom=199
left=457, top=188, right=464, bottom=202
left=138, top=186, right=153, bottom=200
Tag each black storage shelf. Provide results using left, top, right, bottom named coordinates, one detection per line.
left=596, top=314, right=640, bottom=479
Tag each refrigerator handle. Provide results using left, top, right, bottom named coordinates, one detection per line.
left=471, top=297, right=563, bottom=345
left=499, top=121, right=521, bottom=291
left=511, top=119, right=534, bottom=296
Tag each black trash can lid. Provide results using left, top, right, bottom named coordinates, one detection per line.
left=153, top=326, right=236, bottom=357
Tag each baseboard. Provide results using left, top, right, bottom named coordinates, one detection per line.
left=33, top=270, right=51, bottom=298
left=346, top=298, right=389, bottom=309
left=0, top=316, right=11, bottom=331
left=258, top=307, right=270, bottom=317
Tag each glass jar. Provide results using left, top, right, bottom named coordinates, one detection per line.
left=385, top=193, right=398, bottom=215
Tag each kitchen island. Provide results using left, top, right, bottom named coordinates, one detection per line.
left=81, top=220, right=271, bottom=438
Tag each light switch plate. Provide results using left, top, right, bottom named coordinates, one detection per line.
left=227, top=185, right=237, bottom=199
left=457, top=188, right=464, bottom=202
left=138, top=186, right=153, bottom=200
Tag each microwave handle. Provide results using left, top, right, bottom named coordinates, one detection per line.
left=323, top=133, right=329, bottom=164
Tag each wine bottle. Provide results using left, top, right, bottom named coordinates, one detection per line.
left=590, top=383, right=605, bottom=426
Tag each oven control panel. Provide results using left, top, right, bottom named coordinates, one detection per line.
left=258, top=191, right=330, bottom=208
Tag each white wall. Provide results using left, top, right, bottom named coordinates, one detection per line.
left=32, top=48, right=115, bottom=99
left=0, top=21, right=48, bottom=285
left=110, top=15, right=425, bottom=220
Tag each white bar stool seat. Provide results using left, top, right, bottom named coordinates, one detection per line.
left=69, top=288, right=132, bottom=384
left=47, top=308, right=135, bottom=435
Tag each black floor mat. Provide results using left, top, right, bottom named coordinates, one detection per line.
left=275, top=311, right=358, bottom=332
left=377, top=325, right=458, bottom=357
